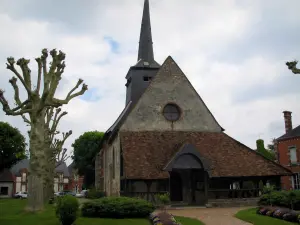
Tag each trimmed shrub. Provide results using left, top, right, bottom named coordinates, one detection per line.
left=86, top=188, right=106, bottom=199
left=81, top=196, right=155, bottom=218
left=55, top=195, right=79, bottom=225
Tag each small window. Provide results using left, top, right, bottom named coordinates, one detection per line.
left=293, top=173, right=300, bottom=190
left=163, top=103, right=181, bottom=121
left=0, top=187, right=8, bottom=195
left=143, top=76, right=152, bottom=81
left=289, top=146, right=297, bottom=164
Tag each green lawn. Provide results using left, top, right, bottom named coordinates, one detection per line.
left=0, top=199, right=204, bottom=225
left=235, top=208, right=298, bottom=225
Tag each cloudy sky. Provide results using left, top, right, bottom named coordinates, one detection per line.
left=0, top=0, right=299, bottom=165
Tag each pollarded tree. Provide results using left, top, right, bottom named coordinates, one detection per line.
left=23, top=107, right=72, bottom=202
left=286, top=61, right=300, bottom=74
left=0, top=121, right=27, bottom=171
left=44, top=107, right=70, bottom=202
left=0, top=49, right=88, bottom=211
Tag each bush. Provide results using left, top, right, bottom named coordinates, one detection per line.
left=81, top=196, right=155, bottom=218
left=86, top=188, right=106, bottom=199
left=156, top=193, right=170, bottom=210
left=258, top=189, right=300, bottom=210
left=55, top=195, right=79, bottom=225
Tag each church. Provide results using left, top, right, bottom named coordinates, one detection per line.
left=95, top=0, right=291, bottom=206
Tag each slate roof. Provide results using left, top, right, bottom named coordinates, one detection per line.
left=276, top=125, right=300, bottom=141
left=10, top=159, right=70, bottom=177
left=120, top=131, right=291, bottom=179
left=0, top=169, right=14, bottom=182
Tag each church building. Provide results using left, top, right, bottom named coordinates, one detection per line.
left=95, top=0, right=291, bottom=206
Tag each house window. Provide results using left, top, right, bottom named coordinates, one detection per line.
left=22, top=172, right=26, bottom=181
left=143, top=76, right=152, bottom=81
left=0, top=187, right=8, bottom=195
left=293, top=173, right=300, bottom=190
left=289, top=146, right=297, bottom=164
left=112, top=148, right=115, bottom=179
left=163, top=103, right=181, bottom=121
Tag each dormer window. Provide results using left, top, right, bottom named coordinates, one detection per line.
left=143, top=76, right=152, bottom=81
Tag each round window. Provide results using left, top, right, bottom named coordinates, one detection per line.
left=163, top=103, right=181, bottom=121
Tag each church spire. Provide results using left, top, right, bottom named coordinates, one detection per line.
left=137, top=0, right=159, bottom=67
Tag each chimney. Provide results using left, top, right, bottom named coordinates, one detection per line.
left=283, top=111, right=292, bottom=134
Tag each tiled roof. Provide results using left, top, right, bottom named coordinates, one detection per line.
left=120, top=131, right=291, bottom=179
left=277, top=125, right=300, bottom=141
left=0, top=169, right=14, bottom=182
left=10, top=159, right=70, bottom=177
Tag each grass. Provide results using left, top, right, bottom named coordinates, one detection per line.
left=0, top=199, right=204, bottom=225
left=235, top=208, right=298, bottom=225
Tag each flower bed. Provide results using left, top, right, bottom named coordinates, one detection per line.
left=257, top=206, right=300, bottom=223
left=149, top=211, right=182, bottom=225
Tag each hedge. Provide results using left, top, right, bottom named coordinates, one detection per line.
left=86, top=189, right=106, bottom=199
left=258, top=189, right=300, bottom=210
left=81, top=196, right=155, bottom=218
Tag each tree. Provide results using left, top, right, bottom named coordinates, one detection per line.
left=267, top=138, right=276, bottom=152
left=72, top=131, right=104, bottom=188
left=0, top=121, right=26, bottom=171
left=43, top=107, right=72, bottom=202
left=256, top=139, right=276, bottom=161
left=286, top=61, right=300, bottom=74
left=0, top=49, right=88, bottom=211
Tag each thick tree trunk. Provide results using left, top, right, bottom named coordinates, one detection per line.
left=26, top=113, right=46, bottom=212
left=43, top=158, right=55, bottom=203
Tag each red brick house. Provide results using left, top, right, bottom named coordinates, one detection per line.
left=275, top=111, right=300, bottom=190
left=67, top=162, right=84, bottom=193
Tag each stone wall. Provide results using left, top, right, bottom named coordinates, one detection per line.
left=121, top=57, right=222, bottom=132
left=103, top=135, right=121, bottom=196
left=208, top=198, right=259, bottom=208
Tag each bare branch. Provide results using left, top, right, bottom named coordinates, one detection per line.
left=286, top=60, right=300, bottom=74
left=0, top=90, right=31, bottom=116
left=50, top=79, right=88, bottom=106
left=6, top=57, right=31, bottom=93
left=16, top=58, right=32, bottom=91
left=8, top=77, right=22, bottom=106
left=35, top=57, right=42, bottom=93
left=22, top=114, right=31, bottom=125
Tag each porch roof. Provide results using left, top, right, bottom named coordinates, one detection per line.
left=120, top=131, right=292, bottom=179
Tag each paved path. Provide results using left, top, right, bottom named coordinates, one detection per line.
left=167, top=207, right=252, bottom=225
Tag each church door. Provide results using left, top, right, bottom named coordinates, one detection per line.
left=170, top=171, right=183, bottom=202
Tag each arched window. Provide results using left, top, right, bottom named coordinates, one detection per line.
left=163, top=103, right=181, bottom=121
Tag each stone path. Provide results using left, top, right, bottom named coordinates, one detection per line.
left=167, top=207, right=252, bottom=225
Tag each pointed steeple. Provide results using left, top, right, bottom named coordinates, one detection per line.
left=136, top=0, right=160, bottom=67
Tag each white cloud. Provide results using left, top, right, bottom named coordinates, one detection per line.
left=0, top=0, right=299, bottom=165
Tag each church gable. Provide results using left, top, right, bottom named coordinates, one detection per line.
left=121, top=56, right=223, bottom=132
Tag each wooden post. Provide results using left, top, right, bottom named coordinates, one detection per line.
left=145, top=180, right=152, bottom=201
left=204, top=171, right=208, bottom=204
